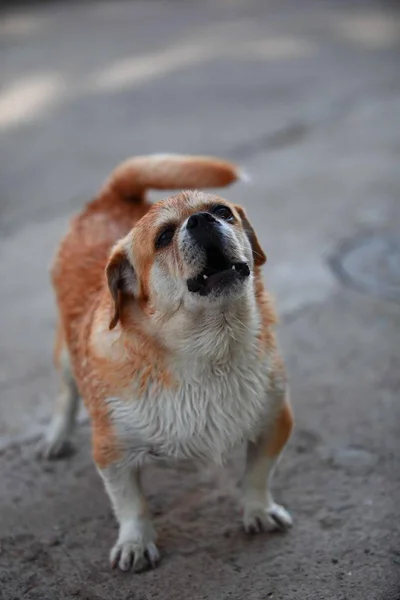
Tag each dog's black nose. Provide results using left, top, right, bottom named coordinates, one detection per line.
left=187, top=212, right=218, bottom=230
left=187, top=212, right=222, bottom=250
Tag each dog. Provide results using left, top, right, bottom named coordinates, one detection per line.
left=43, top=154, right=293, bottom=572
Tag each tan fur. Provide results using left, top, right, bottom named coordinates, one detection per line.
left=265, top=400, right=294, bottom=457
left=45, top=153, right=293, bottom=571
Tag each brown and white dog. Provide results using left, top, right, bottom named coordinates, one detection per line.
left=44, top=154, right=293, bottom=572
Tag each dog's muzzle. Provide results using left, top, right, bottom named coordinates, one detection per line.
left=186, top=212, right=250, bottom=295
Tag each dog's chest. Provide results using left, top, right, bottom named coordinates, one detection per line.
left=109, top=349, right=274, bottom=463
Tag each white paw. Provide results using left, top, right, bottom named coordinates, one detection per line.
left=110, top=539, right=160, bottom=572
left=38, top=436, right=74, bottom=460
left=243, top=502, right=293, bottom=534
left=110, top=519, right=159, bottom=572
left=39, top=415, right=75, bottom=460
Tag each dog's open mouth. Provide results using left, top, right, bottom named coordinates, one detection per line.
left=187, top=258, right=250, bottom=295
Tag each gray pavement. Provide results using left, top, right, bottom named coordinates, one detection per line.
left=1, top=1, right=400, bottom=598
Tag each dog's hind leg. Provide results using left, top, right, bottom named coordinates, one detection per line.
left=42, top=322, right=80, bottom=459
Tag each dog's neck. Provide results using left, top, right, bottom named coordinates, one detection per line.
left=100, top=280, right=263, bottom=372
left=144, top=289, right=261, bottom=366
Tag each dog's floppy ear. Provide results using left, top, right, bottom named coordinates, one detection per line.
left=106, top=242, right=136, bottom=330
left=235, top=205, right=267, bottom=267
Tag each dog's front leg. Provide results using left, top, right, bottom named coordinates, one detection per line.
left=97, top=461, right=159, bottom=572
left=242, top=394, right=294, bottom=533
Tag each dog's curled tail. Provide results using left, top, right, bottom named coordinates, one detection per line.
left=100, top=153, right=243, bottom=202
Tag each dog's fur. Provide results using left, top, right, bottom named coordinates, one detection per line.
left=44, top=154, right=293, bottom=572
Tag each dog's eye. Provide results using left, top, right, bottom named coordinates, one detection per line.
left=212, top=205, right=234, bottom=222
left=155, top=225, right=176, bottom=249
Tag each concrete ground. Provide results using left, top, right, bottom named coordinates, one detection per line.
left=1, top=0, right=400, bottom=598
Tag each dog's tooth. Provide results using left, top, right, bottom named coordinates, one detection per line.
left=232, top=265, right=236, bottom=270
left=203, top=274, right=208, bottom=280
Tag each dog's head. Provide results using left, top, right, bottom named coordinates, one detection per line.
left=107, top=191, right=266, bottom=329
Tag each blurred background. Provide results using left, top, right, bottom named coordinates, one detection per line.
left=1, top=1, right=399, bottom=599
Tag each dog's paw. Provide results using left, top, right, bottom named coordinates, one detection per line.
left=110, top=517, right=159, bottom=573
left=37, top=436, right=75, bottom=461
left=243, top=502, right=293, bottom=534
left=110, top=539, right=160, bottom=572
